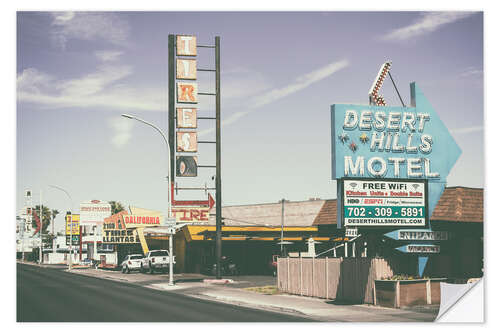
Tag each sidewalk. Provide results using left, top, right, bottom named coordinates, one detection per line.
left=153, top=281, right=438, bottom=322
left=35, top=262, right=439, bottom=322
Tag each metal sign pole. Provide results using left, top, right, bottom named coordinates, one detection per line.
left=168, top=34, right=176, bottom=286
left=69, top=213, right=72, bottom=270
left=215, top=36, right=222, bottom=279
left=39, top=190, right=42, bottom=264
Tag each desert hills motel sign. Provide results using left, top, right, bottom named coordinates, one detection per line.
left=331, top=82, right=461, bottom=228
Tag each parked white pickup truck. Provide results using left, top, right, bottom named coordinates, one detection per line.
left=140, top=250, right=176, bottom=274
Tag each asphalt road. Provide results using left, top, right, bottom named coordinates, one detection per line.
left=17, top=263, right=314, bottom=322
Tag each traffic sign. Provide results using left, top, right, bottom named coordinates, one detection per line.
left=395, top=244, right=440, bottom=254
left=385, top=229, right=448, bottom=241
left=345, top=228, right=358, bottom=237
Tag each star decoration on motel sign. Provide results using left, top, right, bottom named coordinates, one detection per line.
left=331, top=83, right=462, bottom=216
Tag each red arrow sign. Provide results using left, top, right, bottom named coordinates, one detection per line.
left=171, top=183, right=215, bottom=209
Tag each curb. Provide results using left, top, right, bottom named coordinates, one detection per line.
left=188, top=292, right=308, bottom=318
left=203, top=279, right=234, bottom=284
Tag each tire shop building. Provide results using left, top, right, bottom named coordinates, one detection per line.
left=109, top=186, right=482, bottom=278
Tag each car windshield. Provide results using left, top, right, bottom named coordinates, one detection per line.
left=130, top=255, right=143, bottom=260
left=151, top=251, right=169, bottom=256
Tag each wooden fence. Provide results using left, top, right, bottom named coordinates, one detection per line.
left=277, top=257, right=406, bottom=304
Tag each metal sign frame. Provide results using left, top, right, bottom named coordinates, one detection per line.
left=340, top=177, right=429, bottom=229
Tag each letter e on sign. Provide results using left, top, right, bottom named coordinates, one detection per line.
left=176, top=108, right=197, bottom=128
left=176, top=35, right=197, bottom=56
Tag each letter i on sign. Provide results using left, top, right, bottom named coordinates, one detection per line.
left=176, top=59, right=197, bottom=80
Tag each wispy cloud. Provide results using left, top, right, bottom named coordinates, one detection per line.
left=108, top=117, right=134, bottom=148
left=251, top=60, right=349, bottom=108
left=17, top=66, right=165, bottom=111
left=50, top=12, right=130, bottom=49
left=450, top=126, right=483, bottom=134
left=95, top=50, right=123, bottom=62
left=199, top=59, right=349, bottom=137
left=459, top=67, right=483, bottom=78
left=381, top=12, right=475, bottom=42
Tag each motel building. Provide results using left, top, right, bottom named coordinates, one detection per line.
left=102, top=186, right=482, bottom=279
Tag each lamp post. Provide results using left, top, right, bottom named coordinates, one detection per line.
left=49, top=184, right=73, bottom=270
left=121, top=114, right=174, bottom=286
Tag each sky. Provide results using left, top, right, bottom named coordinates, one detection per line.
left=16, top=11, right=484, bottom=233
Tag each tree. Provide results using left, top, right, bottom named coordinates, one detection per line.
left=109, top=201, right=126, bottom=215
left=30, top=206, right=59, bottom=248
left=31, top=205, right=59, bottom=234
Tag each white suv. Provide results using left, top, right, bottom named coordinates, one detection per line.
left=121, top=254, right=144, bottom=274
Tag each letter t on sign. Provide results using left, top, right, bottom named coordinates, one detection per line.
left=176, top=35, right=197, bottom=56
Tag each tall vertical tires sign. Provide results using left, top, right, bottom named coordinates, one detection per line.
left=331, top=83, right=461, bottom=229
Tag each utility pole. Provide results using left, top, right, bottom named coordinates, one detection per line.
left=51, top=212, right=55, bottom=254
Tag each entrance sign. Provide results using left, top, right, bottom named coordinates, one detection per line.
left=396, top=244, right=440, bottom=254
left=332, top=83, right=462, bottom=226
left=342, top=178, right=427, bottom=227
left=80, top=200, right=111, bottom=226
left=385, top=229, right=448, bottom=241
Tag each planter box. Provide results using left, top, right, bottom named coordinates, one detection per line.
left=374, top=279, right=446, bottom=308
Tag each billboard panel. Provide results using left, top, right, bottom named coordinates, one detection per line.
left=65, top=214, right=80, bottom=235
left=80, top=201, right=111, bottom=225
left=342, top=178, right=427, bottom=227
left=102, top=221, right=138, bottom=244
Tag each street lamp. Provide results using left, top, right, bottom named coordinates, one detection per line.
left=121, top=114, right=174, bottom=286
left=49, top=184, right=73, bottom=270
